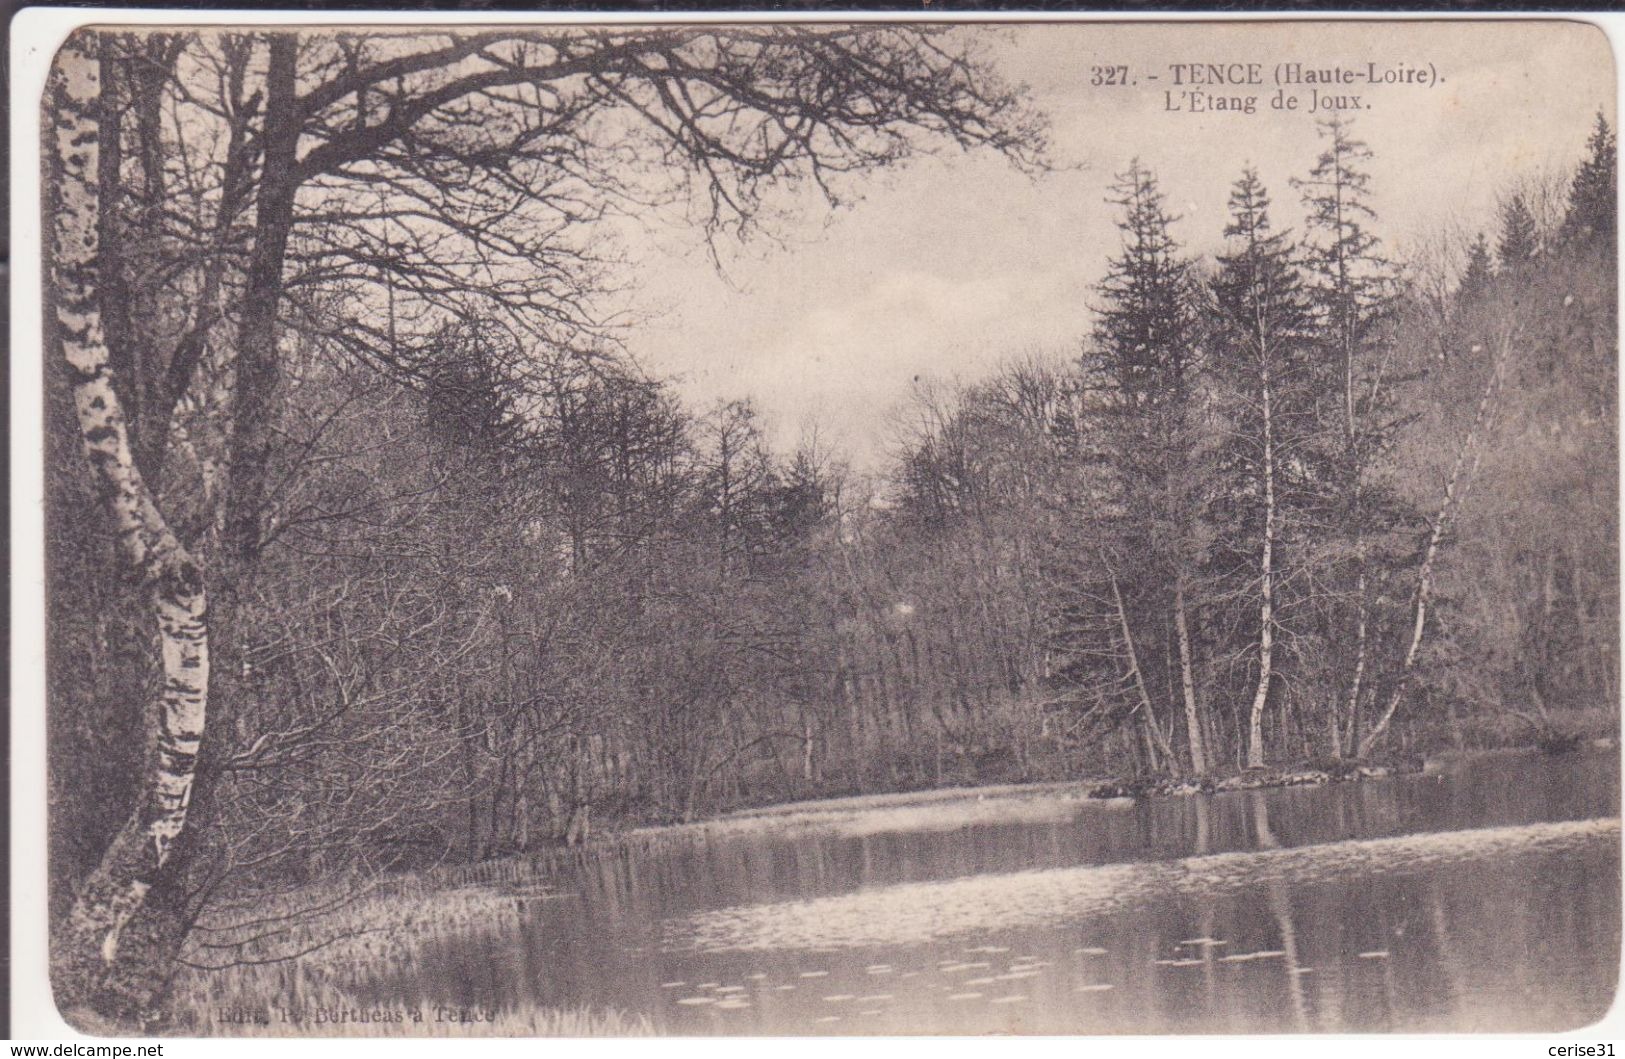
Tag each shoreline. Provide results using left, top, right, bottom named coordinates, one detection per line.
left=220, top=736, right=1622, bottom=913
left=491, top=738, right=1623, bottom=863
left=654, top=738, right=1619, bottom=832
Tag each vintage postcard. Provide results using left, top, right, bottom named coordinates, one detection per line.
left=12, top=10, right=1621, bottom=1041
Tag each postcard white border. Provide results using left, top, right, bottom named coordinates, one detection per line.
left=11, top=8, right=1625, bottom=1056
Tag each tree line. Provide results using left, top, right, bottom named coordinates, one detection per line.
left=885, top=116, right=1616, bottom=784
left=43, top=27, right=1614, bottom=1024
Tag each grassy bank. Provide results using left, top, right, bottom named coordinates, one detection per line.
left=159, top=881, right=650, bottom=1037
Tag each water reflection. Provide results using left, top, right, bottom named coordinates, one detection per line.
left=675, top=818, right=1615, bottom=952
left=386, top=749, right=1619, bottom=1034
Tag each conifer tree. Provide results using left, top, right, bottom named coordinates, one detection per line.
left=1458, top=232, right=1496, bottom=305
left=1293, top=117, right=1404, bottom=756
left=1562, top=110, right=1615, bottom=248
left=1498, top=192, right=1540, bottom=269
left=1093, top=160, right=1209, bottom=774
left=1209, top=168, right=1315, bottom=769
left=1295, top=117, right=1393, bottom=450
left=1097, top=160, right=1194, bottom=406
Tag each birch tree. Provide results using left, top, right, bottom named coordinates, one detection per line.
left=47, top=41, right=211, bottom=1017
left=1293, top=117, right=1407, bottom=756
left=1360, top=313, right=1515, bottom=754
left=1092, top=160, right=1211, bottom=774
left=47, top=24, right=1046, bottom=1021
left=1209, top=169, right=1315, bottom=769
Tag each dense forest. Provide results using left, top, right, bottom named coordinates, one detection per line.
left=44, top=27, right=1616, bottom=1022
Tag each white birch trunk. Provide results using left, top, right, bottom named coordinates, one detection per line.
left=1342, top=566, right=1369, bottom=754
left=1174, top=576, right=1208, bottom=774
left=49, top=48, right=210, bottom=1010
left=1359, top=326, right=1512, bottom=757
left=1107, top=564, right=1176, bottom=767
left=1246, top=356, right=1276, bottom=769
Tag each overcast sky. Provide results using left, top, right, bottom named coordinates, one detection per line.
left=618, top=20, right=1614, bottom=470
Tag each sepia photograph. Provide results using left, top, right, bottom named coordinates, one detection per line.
left=15, top=11, right=1622, bottom=1040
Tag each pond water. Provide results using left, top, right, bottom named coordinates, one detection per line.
left=372, top=749, right=1620, bottom=1034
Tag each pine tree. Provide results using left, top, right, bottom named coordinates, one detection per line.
left=1563, top=110, right=1615, bottom=248
left=1096, top=160, right=1194, bottom=406
left=1295, top=117, right=1394, bottom=449
left=1092, top=160, right=1210, bottom=774
left=1293, top=116, right=1404, bottom=756
left=1209, top=168, right=1315, bottom=769
left=1458, top=231, right=1495, bottom=305
left=1497, top=192, right=1539, bottom=270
